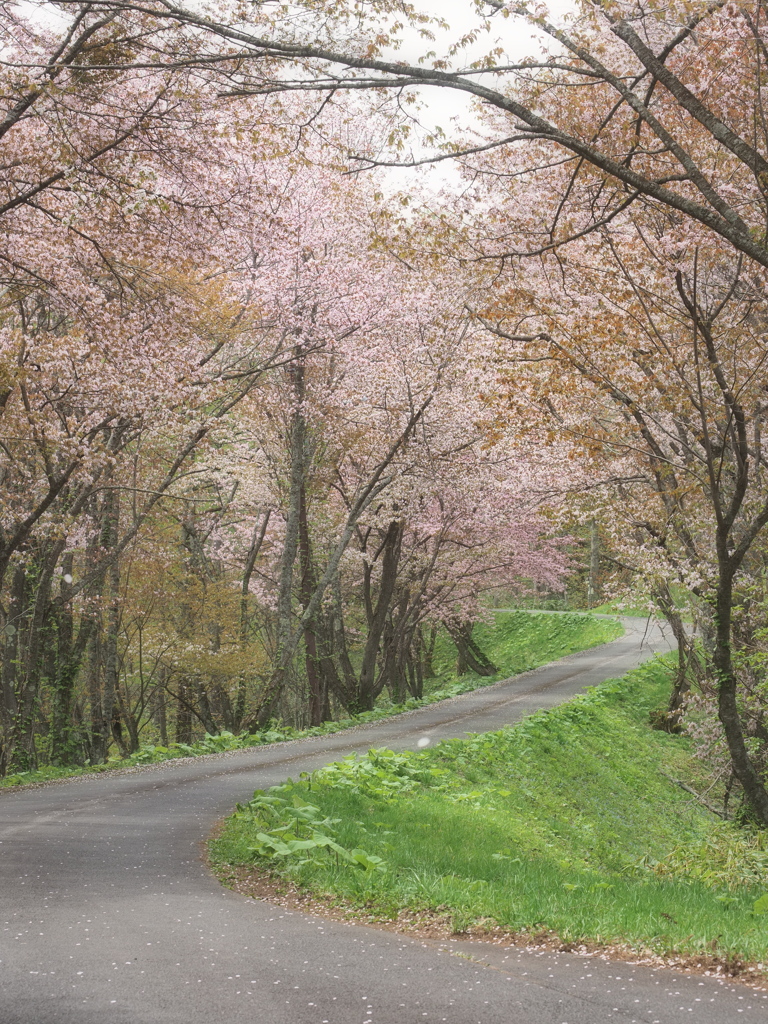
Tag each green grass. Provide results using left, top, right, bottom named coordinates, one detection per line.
left=2, top=612, right=619, bottom=790
left=428, top=610, right=622, bottom=688
left=211, top=659, right=768, bottom=966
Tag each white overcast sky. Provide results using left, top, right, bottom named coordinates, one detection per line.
left=377, top=0, right=576, bottom=188
left=15, top=0, right=575, bottom=189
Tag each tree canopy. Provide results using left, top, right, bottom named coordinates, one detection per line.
left=4, top=0, right=768, bottom=828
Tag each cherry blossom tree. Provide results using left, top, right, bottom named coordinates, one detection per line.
left=218, top=158, right=570, bottom=723
left=29, top=0, right=764, bottom=270
left=0, top=79, right=298, bottom=768
left=463, top=191, right=768, bottom=825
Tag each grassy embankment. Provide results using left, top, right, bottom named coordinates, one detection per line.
left=1, top=611, right=620, bottom=789
left=211, top=657, right=768, bottom=970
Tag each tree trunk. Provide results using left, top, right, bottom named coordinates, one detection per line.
left=422, top=624, right=437, bottom=680
left=587, top=519, right=601, bottom=608
left=88, top=486, right=121, bottom=765
left=651, top=586, right=693, bottom=734
left=194, top=677, right=219, bottom=735
left=175, top=677, right=193, bottom=744
left=2, top=543, right=63, bottom=772
left=50, top=605, right=94, bottom=765
left=86, top=615, right=107, bottom=764
left=252, top=395, right=432, bottom=727
left=0, top=566, right=25, bottom=775
left=714, top=562, right=768, bottom=827
left=449, top=622, right=497, bottom=677
left=298, top=479, right=328, bottom=727
left=256, top=395, right=306, bottom=727
left=353, top=520, right=403, bottom=713
left=330, top=575, right=357, bottom=706
left=154, top=669, right=169, bottom=747
left=236, top=511, right=270, bottom=729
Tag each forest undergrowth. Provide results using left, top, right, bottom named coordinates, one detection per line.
left=210, top=658, right=768, bottom=973
left=0, top=612, right=619, bottom=789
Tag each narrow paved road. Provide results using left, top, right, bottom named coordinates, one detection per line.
left=1, top=618, right=765, bottom=1023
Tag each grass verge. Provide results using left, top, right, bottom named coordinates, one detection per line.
left=428, top=610, right=622, bottom=687
left=1, top=611, right=620, bottom=790
left=210, top=658, right=768, bottom=975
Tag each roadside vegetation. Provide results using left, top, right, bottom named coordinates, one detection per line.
left=210, top=658, right=768, bottom=970
left=0, top=612, right=619, bottom=789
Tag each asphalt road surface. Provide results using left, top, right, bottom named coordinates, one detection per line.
left=2, top=617, right=766, bottom=1023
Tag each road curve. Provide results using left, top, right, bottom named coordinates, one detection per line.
left=1, top=617, right=765, bottom=1023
